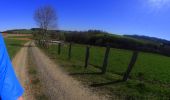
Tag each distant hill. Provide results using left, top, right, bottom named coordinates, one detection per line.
left=124, top=35, right=170, bottom=46
left=45, top=30, right=170, bottom=56
left=4, top=28, right=170, bottom=56
left=3, top=29, right=33, bottom=34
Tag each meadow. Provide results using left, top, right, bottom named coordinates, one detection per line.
left=43, top=43, right=170, bottom=99
left=5, top=38, right=29, bottom=58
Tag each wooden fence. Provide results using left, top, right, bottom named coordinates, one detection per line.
left=48, top=42, right=139, bottom=81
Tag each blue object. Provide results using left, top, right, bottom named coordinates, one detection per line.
left=0, top=33, right=24, bottom=100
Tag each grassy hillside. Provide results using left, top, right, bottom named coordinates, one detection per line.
left=3, top=29, right=33, bottom=34
left=47, top=30, right=170, bottom=56
left=5, top=38, right=28, bottom=58
left=41, top=43, right=170, bottom=99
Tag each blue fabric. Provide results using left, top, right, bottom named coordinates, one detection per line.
left=0, top=33, right=24, bottom=100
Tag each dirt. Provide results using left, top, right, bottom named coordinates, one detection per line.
left=12, top=42, right=35, bottom=100
left=12, top=41, right=107, bottom=100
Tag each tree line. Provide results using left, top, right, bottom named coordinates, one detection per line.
left=44, top=30, right=170, bottom=56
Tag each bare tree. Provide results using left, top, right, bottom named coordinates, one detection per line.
left=34, top=5, right=57, bottom=47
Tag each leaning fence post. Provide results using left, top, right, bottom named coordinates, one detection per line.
left=58, top=43, right=61, bottom=55
left=123, top=51, right=139, bottom=81
left=102, top=46, right=110, bottom=74
left=84, top=46, right=90, bottom=69
left=68, top=43, right=72, bottom=60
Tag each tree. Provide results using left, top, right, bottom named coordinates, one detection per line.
left=34, top=5, right=57, bottom=47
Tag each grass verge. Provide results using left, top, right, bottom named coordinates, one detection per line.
left=5, top=38, right=28, bottom=58
left=40, top=44, right=170, bottom=100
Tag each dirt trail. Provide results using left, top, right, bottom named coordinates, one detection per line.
left=12, top=42, right=35, bottom=100
left=12, top=41, right=107, bottom=100
left=30, top=42, right=107, bottom=100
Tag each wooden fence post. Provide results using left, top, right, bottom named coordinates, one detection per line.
left=102, top=46, right=110, bottom=74
left=84, top=46, right=90, bottom=68
left=68, top=43, right=72, bottom=60
left=123, top=51, right=139, bottom=81
left=58, top=43, right=61, bottom=55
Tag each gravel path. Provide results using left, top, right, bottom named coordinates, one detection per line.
left=12, top=42, right=35, bottom=100
left=12, top=41, right=107, bottom=100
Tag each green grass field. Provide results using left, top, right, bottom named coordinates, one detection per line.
left=8, top=35, right=32, bottom=38
left=5, top=38, right=28, bottom=58
left=41, top=43, right=170, bottom=99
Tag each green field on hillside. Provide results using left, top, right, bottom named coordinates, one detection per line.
left=48, top=44, right=170, bottom=83
left=42, top=43, right=170, bottom=99
left=5, top=38, right=28, bottom=58
left=9, top=35, right=32, bottom=39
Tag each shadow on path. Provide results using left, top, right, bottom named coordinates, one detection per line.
left=90, top=80, right=123, bottom=87
left=69, top=72, right=102, bottom=75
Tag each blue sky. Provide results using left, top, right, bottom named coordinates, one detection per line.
left=0, top=0, right=170, bottom=40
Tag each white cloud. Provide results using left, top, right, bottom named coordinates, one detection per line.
left=148, top=0, right=170, bottom=9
